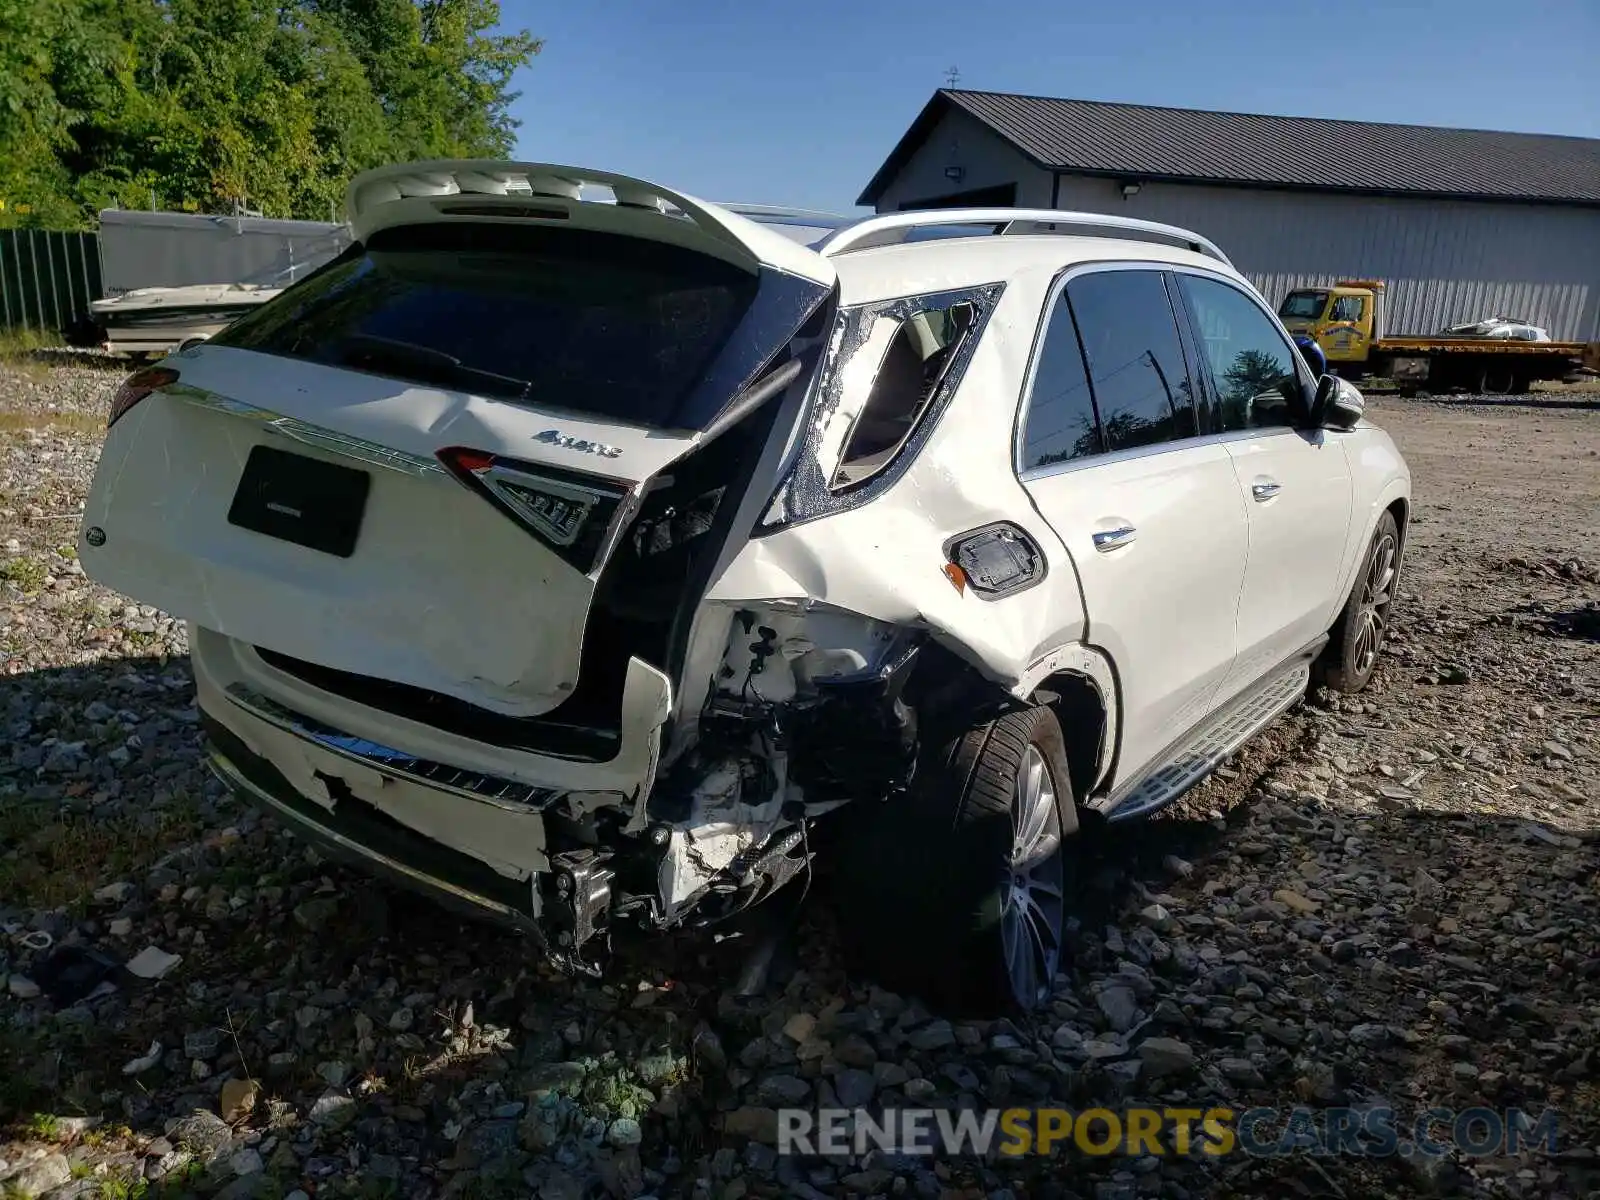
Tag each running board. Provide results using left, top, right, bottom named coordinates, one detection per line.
left=1096, top=655, right=1317, bottom=823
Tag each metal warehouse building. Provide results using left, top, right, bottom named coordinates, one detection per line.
left=858, top=90, right=1600, bottom=341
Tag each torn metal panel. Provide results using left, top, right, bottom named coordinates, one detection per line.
left=706, top=275, right=1088, bottom=691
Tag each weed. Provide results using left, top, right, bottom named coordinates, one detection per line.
left=0, top=556, right=48, bottom=592
left=20, top=1111, right=61, bottom=1139
left=96, top=1175, right=149, bottom=1200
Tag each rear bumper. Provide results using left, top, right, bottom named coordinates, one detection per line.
left=203, top=703, right=628, bottom=972
left=204, top=716, right=542, bottom=937
left=192, top=624, right=672, bottom=803
left=191, top=624, right=669, bottom=971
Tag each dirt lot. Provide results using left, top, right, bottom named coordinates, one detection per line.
left=1, top=358, right=1596, bottom=1200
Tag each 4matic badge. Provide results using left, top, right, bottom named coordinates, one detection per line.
left=535, top=429, right=622, bottom=458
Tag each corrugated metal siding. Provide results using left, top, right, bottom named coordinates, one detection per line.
left=874, top=117, right=1600, bottom=341
left=0, top=230, right=102, bottom=334
left=1049, top=176, right=1600, bottom=341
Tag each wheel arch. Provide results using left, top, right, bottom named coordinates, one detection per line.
left=1385, top=493, right=1410, bottom=548
left=1013, top=643, right=1119, bottom=803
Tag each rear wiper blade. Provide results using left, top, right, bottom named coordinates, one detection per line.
left=334, top=333, right=531, bottom=397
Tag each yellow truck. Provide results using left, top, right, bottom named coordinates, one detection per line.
left=1277, top=279, right=1599, bottom=395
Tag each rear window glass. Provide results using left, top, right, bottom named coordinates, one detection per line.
left=212, top=222, right=759, bottom=428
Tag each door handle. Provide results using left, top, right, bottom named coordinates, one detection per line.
left=1092, top=526, right=1137, bottom=552
left=1251, top=481, right=1282, bottom=502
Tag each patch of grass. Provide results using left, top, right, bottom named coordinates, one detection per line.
left=0, top=409, right=107, bottom=437
left=0, top=329, right=62, bottom=384
left=79, top=1124, right=129, bottom=1148
left=0, top=556, right=49, bottom=592
left=0, top=328, right=63, bottom=358
left=0, top=797, right=204, bottom=914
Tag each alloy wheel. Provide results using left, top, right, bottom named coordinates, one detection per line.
left=1351, top=533, right=1397, bottom=678
left=999, top=744, right=1067, bottom=1009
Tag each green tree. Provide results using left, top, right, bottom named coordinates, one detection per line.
left=0, top=0, right=541, bottom=228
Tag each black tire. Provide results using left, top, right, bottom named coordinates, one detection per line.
left=1315, top=510, right=1401, bottom=693
left=833, top=704, right=1078, bottom=1016
left=1478, top=364, right=1515, bottom=396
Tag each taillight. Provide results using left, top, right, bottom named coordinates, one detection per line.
left=436, top=446, right=631, bottom=573
left=108, top=367, right=180, bottom=428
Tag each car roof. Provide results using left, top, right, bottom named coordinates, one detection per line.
left=826, top=232, right=1240, bottom=305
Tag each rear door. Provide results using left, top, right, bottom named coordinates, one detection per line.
left=1171, top=270, right=1353, bottom=698
left=80, top=164, right=836, bottom=719
left=1017, top=266, right=1248, bottom=783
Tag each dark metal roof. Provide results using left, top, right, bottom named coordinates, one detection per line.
left=858, top=90, right=1600, bottom=208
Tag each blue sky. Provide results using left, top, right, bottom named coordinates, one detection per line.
left=500, top=0, right=1599, bottom=214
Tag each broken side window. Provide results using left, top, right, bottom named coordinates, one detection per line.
left=828, top=301, right=978, bottom=491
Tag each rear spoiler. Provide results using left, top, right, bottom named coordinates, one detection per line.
left=343, top=160, right=835, bottom=287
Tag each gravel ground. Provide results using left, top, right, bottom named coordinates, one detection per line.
left=1, top=357, right=1596, bottom=1200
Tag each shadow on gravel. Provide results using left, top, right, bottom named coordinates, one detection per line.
left=1537, top=603, right=1600, bottom=641
left=4, top=657, right=1597, bottom=1199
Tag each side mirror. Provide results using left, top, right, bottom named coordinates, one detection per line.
left=1293, top=334, right=1327, bottom=378
left=1312, top=374, right=1364, bottom=429
left=177, top=335, right=209, bottom=354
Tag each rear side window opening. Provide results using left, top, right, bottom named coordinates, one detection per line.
left=830, top=301, right=978, bottom=490
left=212, top=222, right=760, bottom=429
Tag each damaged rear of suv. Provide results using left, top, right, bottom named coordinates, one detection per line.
left=79, top=160, right=1410, bottom=1015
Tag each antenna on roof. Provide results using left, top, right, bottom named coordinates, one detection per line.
left=944, top=65, right=961, bottom=88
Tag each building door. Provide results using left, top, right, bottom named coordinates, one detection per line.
left=897, top=183, right=1017, bottom=210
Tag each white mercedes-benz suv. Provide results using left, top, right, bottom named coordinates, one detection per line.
left=79, top=160, right=1410, bottom=1015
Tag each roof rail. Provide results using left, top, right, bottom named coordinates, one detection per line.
left=715, top=203, right=852, bottom=229
left=813, top=208, right=1233, bottom=266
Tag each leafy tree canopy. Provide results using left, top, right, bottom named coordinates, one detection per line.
left=0, top=0, right=540, bottom=228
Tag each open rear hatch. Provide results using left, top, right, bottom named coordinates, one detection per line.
left=80, top=162, right=836, bottom=749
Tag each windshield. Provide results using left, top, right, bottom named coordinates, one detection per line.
left=1278, top=291, right=1328, bottom=320
left=211, top=222, right=761, bottom=428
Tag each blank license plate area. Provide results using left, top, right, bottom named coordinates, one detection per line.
left=227, top=445, right=371, bottom=558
